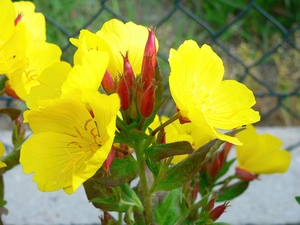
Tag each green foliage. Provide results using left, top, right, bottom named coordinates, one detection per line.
left=155, top=189, right=182, bottom=225
left=90, top=155, right=138, bottom=187
left=217, top=181, right=249, bottom=202
left=295, top=196, right=300, bottom=205
left=145, top=141, right=193, bottom=162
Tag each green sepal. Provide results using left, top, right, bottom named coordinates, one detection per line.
left=217, top=181, right=249, bottom=202
left=145, top=141, right=193, bottom=162
left=0, top=108, right=21, bottom=121
left=90, top=155, right=138, bottom=187
left=155, top=189, right=182, bottom=225
left=154, top=129, right=243, bottom=191
left=0, top=75, right=8, bottom=96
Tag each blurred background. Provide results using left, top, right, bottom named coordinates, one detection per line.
left=2, top=0, right=300, bottom=126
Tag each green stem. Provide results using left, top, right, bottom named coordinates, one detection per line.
left=118, top=212, right=123, bottom=225
left=151, top=113, right=179, bottom=136
left=0, top=149, right=20, bottom=175
left=135, top=143, right=152, bottom=224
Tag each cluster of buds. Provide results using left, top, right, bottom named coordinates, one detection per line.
left=101, top=28, right=157, bottom=120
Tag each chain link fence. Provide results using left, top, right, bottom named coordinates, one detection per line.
left=2, top=0, right=300, bottom=126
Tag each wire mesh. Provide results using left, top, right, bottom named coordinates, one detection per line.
left=3, top=0, right=300, bottom=126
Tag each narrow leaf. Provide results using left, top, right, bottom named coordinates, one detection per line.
left=145, top=141, right=193, bottom=162
left=295, top=196, right=300, bottom=205
left=217, top=181, right=249, bottom=202
left=154, top=130, right=243, bottom=191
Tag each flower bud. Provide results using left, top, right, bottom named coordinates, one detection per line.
left=12, top=116, right=26, bottom=148
left=206, top=195, right=217, bottom=212
left=141, top=28, right=156, bottom=91
left=208, top=153, right=222, bottom=178
left=101, top=70, right=116, bottom=94
left=103, top=146, right=115, bottom=173
left=122, top=51, right=135, bottom=92
left=143, top=27, right=156, bottom=68
left=235, top=167, right=258, bottom=181
left=140, top=83, right=156, bottom=118
left=141, top=55, right=155, bottom=91
left=209, top=202, right=229, bottom=221
left=117, top=75, right=130, bottom=111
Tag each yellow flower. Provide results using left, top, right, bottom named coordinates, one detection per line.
left=70, top=19, right=159, bottom=80
left=0, top=0, right=27, bottom=75
left=169, top=40, right=260, bottom=145
left=236, top=125, right=291, bottom=174
left=2, top=0, right=62, bottom=101
left=150, top=115, right=213, bottom=163
left=0, top=142, right=7, bottom=168
left=20, top=90, right=120, bottom=194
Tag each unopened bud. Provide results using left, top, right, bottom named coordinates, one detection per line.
left=12, top=116, right=26, bottom=147
left=235, top=167, right=258, bottom=181
left=141, top=55, right=155, bottom=91
left=122, top=51, right=135, bottom=92
left=208, top=153, right=222, bottom=178
left=101, top=70, right=116, bottom=94
left=143, top=27, right=157, bottom=68
left=103, top=146, right=115, bottom=173
left=141, top=28, right=156, bottom=91
left=140, top=83, right=156, bottom=118
left=117, top=75, right=130, bottom=111
left=206, top=195, right=217, bottom=212
left=209, top=202, right=229, bottom=221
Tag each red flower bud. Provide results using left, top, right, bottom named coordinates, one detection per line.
left=209, top=202, right=229, bottom=221
left=101, top=70, right=116, bottom=94
left=141, top=55, right=155, bottom=91
left=206, top=195, right=217, bottom=212
left=117, top=75, right=130, bottom=111
left=103, top=146, right=115, bottom=173
left=235, top=167, right=258, bottom=181
left=143, top=27, right=157, bottom=68
left=14, top=12, right=23, bottom=26
left=141, top=28, right=156, bottom=91
left=209, top=153, right=223, bottom=178
left=140, top=83, right=156, bottom=118
left=121, top=51, right=135, bottom=92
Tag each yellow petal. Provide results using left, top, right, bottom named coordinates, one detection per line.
left=26, top=61, right=72, bottom=109
left=61, top=50, right=109, bottom=102
left=205, top=80, right=260, bottom=130
left=0, top=142, right=6, bottom=168
left=236, top=125, right=291, bottom=174
left=0, top=0, right=15, bottom=44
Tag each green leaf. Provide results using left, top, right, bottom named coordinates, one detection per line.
left=91, top=155, right=138, bottom=187
left=0, top=75, right=8, bottom=91
left=120, top=183, right=143, bottom=212
left=155, top=189, right=182, bottom=225
left=212, top=222, right=231, bottom=225
left=154, top=129, right=243, bottom=191
left=295, top=196, right=300, bottom=205
left=84, top=179, right=129, bottom=212
left=0, top=108, right=21, bottom=121
left=217, top=181, right=249, bottom=202
left=145, top=141, right=193, bottom=162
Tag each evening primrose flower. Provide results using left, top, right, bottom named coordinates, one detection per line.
left=169, top=40, right=260, bottom=145
left=3, top=0, right=61, bottom=100
left=0, top=0, right=26, bottom=75
left=20, top=90, right=120, bottom=194
left=235, top=125, right=291, bottom=174
left=70, top=19, right=159, bottom=80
